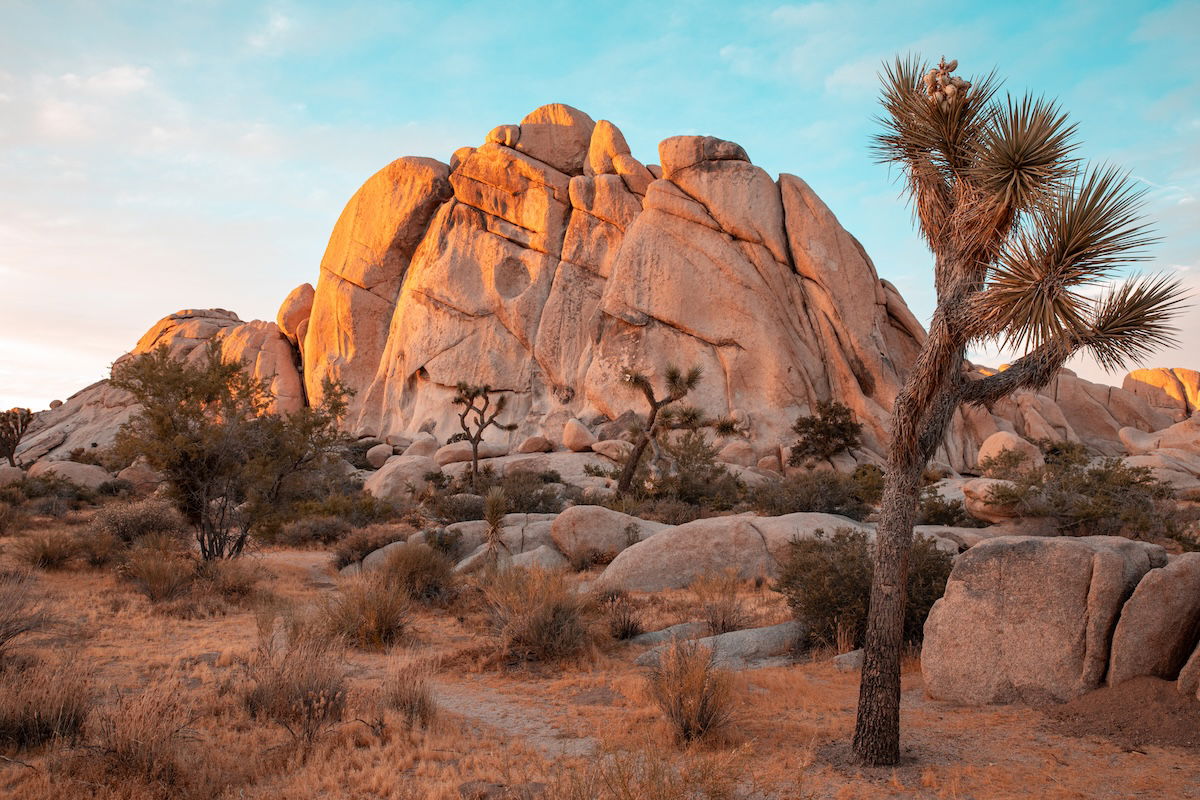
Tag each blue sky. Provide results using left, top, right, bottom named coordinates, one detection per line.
left=1, top=0, right=1196, bottom=409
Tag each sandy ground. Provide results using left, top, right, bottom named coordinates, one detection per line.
left=3, top=531, right=1199, bottom=799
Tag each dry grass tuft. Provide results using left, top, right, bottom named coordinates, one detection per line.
left=369, top=654, right=438, bottom=732
left=599, top=589, right=644, bottom=641
left=319, top=571, right=410, bottom=650
left=483, top=566, right=596, bottom=664
left=381, top=542, right=455, bottom=603
left=690, top=569, right=748, bottom=635
left=0, top=654, right=93, bottom=748
left=80, top=680, right=193, bottom=788
left=122, top=546, right=194, bottom=602
left=12, top=531, right=78, bottom=570
left=89, top=498, right=183, bottom=546
left=646, top=640, right=735, bottom=744
left=0, top=570, right=50, bottom=657
left=548, top=744, right=759, bottom=800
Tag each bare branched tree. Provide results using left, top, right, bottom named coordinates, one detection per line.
left=853, top=55, right=1188, bottom=765
left=452, top=384, right=518, bottom=492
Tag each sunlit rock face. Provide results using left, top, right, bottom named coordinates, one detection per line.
left=15, top=104, right=1185, bottom=470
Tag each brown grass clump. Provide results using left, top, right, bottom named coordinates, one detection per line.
left=0, top=570, right=50, bottom=657
left=598, top=588, right=644, bottom=641
left=12, top=531, right=78, bottom=570
left=89, top=498, right=183, bottom=546
left=646, top=640, right=735, bottom=743
left=76, top=531, right=121, bottom=568
left=548, top=745, right=757, bottom=800
left=195, top=557, right=262, bottom=604
left=0, top=502, right=26, bottom=535
left=381, top=542, right=455, bottom=603
left=483, top=567, right=595, bottom=663
left=690, top=569, right=748, bottom=635
left=319, top=571, right=411, bottom=650
left=81, top=681, right=193, bottom=787
left=0, top=654, right=93, bottom=748
left=372, top=654, right=438, bottom=731
left=122, top=546, right=195, bottom=602
left=242, top=616, right=348, bottom=745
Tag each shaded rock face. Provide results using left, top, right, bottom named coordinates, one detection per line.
left=921, top=536, right=1167, bottom=704
left=1108, top=553, right=1200, bottom=686
left=15, top=104, right=1188, bottom=470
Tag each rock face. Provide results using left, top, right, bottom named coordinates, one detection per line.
left=976, top=431, right=1043, bottom=473
left=27, top=460, right=113, bottom=490
left=362, top=455, right=440, bottom=503
left=16, top=104, right=1193, bottom=475
left=1124, top=368, right=1200, bottom=422
left=922, top=536, right=1166, bottom=704
left=1107, top=553, right=1200, bottom=686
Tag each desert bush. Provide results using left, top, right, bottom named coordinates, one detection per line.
left=914, top=485, right=982, bottom=527
left=331, top=524, right=408, bottom=570
left=851, top=463, right=885, bottom=505
left=372, top=655, right=438, bottom=730
left=319, top=572, right=411, bottom=650
left=96, top=478, right=134, bottom=498
left=277, top=515, right=352, bottom=547
left=977, top=448, right=1029, bottom=479
left=425, top=468, right=564, bottom=521
left=0, top=502, right=26, bottom=535
left=774, top=527, right=952, bottom=649
left=750, top=471, right=872, bottom=520
left=0, top=571, right=50, bottom=658
left=75, top=531, right=122, bottom=567
left=195, top=558, right=262, bottom=604
left=690, top=570, right=748, bottom=635
left=788, top=401, right=863, bottom=466
left=12, top=531, right=78, bottom=570
left=242, top=618, right=348, bottom=744
left=85, top=681, right=192, bottom=788
left=483, top=567, right=595, bottom=663
left=599, top=589, right=643, bottom=641
left=89, top=497, right=183, bottom=546
left=986, top=443, right=1190, bottom=538
left=293, top=491, right=400, bottom=529
left=0, top=654, right=92, bottom=748
left=122, top=546, right=195, bottom=602
left=381, top=543, right=455, bottom=603
left=646, top=639, right=734, bottom=743
left=598, top=495, right=705, bottom=525
left=654, top=430, right=743, bottom=510
left=6, top=476, right=97, bottom=511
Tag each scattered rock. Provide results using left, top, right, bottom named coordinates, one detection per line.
left=590, top=439, right=633, bottom=462
left=366, top=443, right=395, bottom=469
left=402, top=433, right=439, bottom=458
left=562, top=419, right=596, bottom=452
left=516, top=435, right=553, bottom=453
left=549, top=505, right=668, bottom=565
left=434, top=441, right=507, bottom=466
left=116, top=458, right=163, bottom=493
left=628, top=621, right=708, bottom=646
left=510, top=544, right=570, bottom=571
left=27, top=460, right=113, bottom=490
left=717, top=439, right=756, bottom=467
left=962, top=478, right=1021, bottom=523
left=832, top=649, right=864, bottom=672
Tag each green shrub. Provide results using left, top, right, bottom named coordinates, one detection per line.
left=653, top=430, right=742, bottom=510
left=380, top=543, right=455, bottom=603
left=89, top=498, right=183, bottom=546
left=750, top=471, right=871, bottom=520
left=483, top=567, right=595, bottom=663
left=277, top=515, right=352, bottom=547
left=915, top=485, right=983, bottom=527
left=646, top=640, right=734, bottom=744
left=788, top=401, right=862, bottom=466
left=774, top=527, right=952, bottom=648
left=425, top=468, right=564, bottom=521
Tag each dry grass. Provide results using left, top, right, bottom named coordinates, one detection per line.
left=319, top=571, right=411, bottom=650
left=0, top=569, right=50, bottom=657
left=0, top=653, right=93, bottom=748
left=331, top=524, right=407, bottom=570
left=11, top=531, right=78, bottom=570
left=598, top=589, right=644, bottom=641
left=368, top=654, right=439, bottom=732
left=547, top=744, right=760, bottom=800
left=88, top=498, right=183, bottom=546
left=482, top=566, right=596, bottom=664
left=122, top=546, right=194, bottom=602
left=81, top=680, right=194, bottom=787
left=690, top=569, right=749, bottom=635
left=646, top=640, right=735, bottom=744
left=381, top=542, right=455, bottom=603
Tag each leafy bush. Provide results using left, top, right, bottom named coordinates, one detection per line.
left=0, top=655, right=92, bottom=748
left=788, top=401, right=863, bottom=466
left=653, top=430, right=743, bottom=510
left=483, top=567, right=595, bottom=663
left=915, top=485, right=983, bottom=527
left=424, top=468, right=564, bottom=521
left=12, top=531, right=78, bottom=570
left=242, top=619, right=348, bottom=744
left=292, top=491, right=400, bottom=529
left=646, top=640, right=734, bottom=743
left=750, top=471, right=872, bottom=520
left=277, top=515, right=352, bottom=547
left=690, top=570, right=748, bottom=635
left=0, top=571, right=50, bottom=658
left=89, top=498, right=183, bottom=546
left=331, top=524, right=408, bottom=570
left=319, top=572, right=411, bottom=650
left=774, top=527, right=952, bottom=649
left=851, top=463, right=885, bottom=505
left=986, top=441, right=1190, bottom=538
left=381, top=543, right=455, bottom=603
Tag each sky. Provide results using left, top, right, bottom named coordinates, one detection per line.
left=0, top=0, right=1197, bottom=410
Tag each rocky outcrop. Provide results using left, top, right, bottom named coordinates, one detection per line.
left=921, top=536, right=1167, bottom=704
left=635, top=620, right=805, bottom=669
left=549, top=504, right=667, bottom=564
left=1124, top=368, right=1200, bottom=422
left=1108, top=553, right=1200, bottom=686
left=27, top=460, right=113, bottom=490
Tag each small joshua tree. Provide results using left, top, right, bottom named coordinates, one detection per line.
left=789, top=400, right=864, bottom=467
left=452, top=383, right=517, bottom=492
left=616, top=366, right=705, bottom=495
left=0, top=408, right=33, bottom=468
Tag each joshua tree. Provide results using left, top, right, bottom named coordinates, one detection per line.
left=616, top=366, right=706, bottom=494
left=452, top=383, right=517, bottom=492
left=853, top=56, right=1187, bottom=765
left=0, top=408, right=33, bottom=468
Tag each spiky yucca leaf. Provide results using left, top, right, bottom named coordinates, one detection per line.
left=1084, top=274, right=1188, bottom=372
left=665, top=366, right=703, bottom=398
left=970, top=95, right=1077, bottom=210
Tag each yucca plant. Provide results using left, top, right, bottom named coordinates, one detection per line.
left=853, top=55, right=1187, bottom=766
left=451, top=383, right=518, bottom=492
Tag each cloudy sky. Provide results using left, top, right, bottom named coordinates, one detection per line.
left=1, top=0, right=1196, bottom=409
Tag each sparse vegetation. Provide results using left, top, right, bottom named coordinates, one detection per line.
left=915, top=485, right=983, bottom=527
left=122, top=545, right=195, bottom=602
left=750, top=471, right=872, bottom=520
left=0, top=571, right=50, bottom=658
left=690, top=570, right=748, bottom=635
left=319, top=571, right=411, bottom=650
left=482, top=567, right=595, bottom=663
left=0, top=654, right=93, bottom=748
left=12, top=531, right=78, bottom=570
left=788, top=401, right=863, bottom=466
left=380, top=542, right=455, bottom=603
left=450, top=383, right=518, bottom=491
left=599, top=589, right=643, bottom=641
left=372, top=655, right=438, bottom=730
left=89, top=497, right=184, bottom=546
left=646, top=639, right=734, bottom=743
left=331, top=524, right=408, bottom=570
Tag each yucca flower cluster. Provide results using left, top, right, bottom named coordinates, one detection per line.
left=922, top=57, right=971, bottom=111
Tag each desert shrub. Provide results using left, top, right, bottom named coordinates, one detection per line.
left=915, top=485, right=982, bottom=527
left=600, top=590, right=644, bottom=641
left=986, top=444, right=1190, bottom=538
left=483, top=567, right=595, bottom=663
left=89, top=497, right=183, bottom=546
left=0, top=502, right=26, bottom=535
left=851, top=463, right=885, bottom=505
left=319, top=572, right=410, bottom=650
left=788, top=401, right=863, bottom=466
left=690, top=570, right=748, bottom=635
left=76, top=531, right=121, bottom=567
left=277, top=515, right=352, bottom=547
left=341, top=438, right=377, bottom=470
left=373, top=655, right=438, bottom=730
left=293, top=491, right=400, bottom=529
left=195, top=558, right=261, bottom=604
left=0, top=654, right=93, bottom=748
left=381, top=543, right=455, bottom=603
left=425, top=468, right=564, bottom=521
left=242, top=618, right=348, bottom=744
left=7, top=477, right=97, bottom=511
left=12, top=531, right=78, bottom=570
left=0, top=571, right=50, bottom=658
left=654, top=430, right=743, bottom=510
left=85, top=681, right=191, bottom=788
left=96, top=479, right=134, bottom=498
left=331, top=524, right=408, bottom=570
left=646, top=639, right=734, bottom=743
left=122, top=546, right=195, bottom=602
left=424, top=527, right=463, bottom=559
left=598, top=495, right=705, bottom=525
left=750, top=471, right=872, bottom=520
left=774, top=527, right=952, bottom=648
left=977, top=448, right=1029, bottom=479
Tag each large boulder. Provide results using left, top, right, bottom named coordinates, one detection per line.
left=962, top=478, right=1021, bottom=524
left=922, top=536, right=1167, bottom=704
left=365, top=443, right=395, bottom=469
left=362, top=455, right=440, bottom=503
left=434, top=441, right=507, bottom=466
left=549, top=505, right=669, bottom=565
left=976, top=431, right=1043, bottom=473
left=27, top=460, right=113, bottom=490
left=1108, top=553, right=1200, bottom=686
left=276, top=283, right=315, bottom=347
left=514, top=103, right=596, bottom=176
left=635, top=621, right=805, bottom=669
left=563, top=419, right=596, bottom=452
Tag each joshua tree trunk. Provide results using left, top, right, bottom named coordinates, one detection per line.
left=617, top=406, right=660, bottom=494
